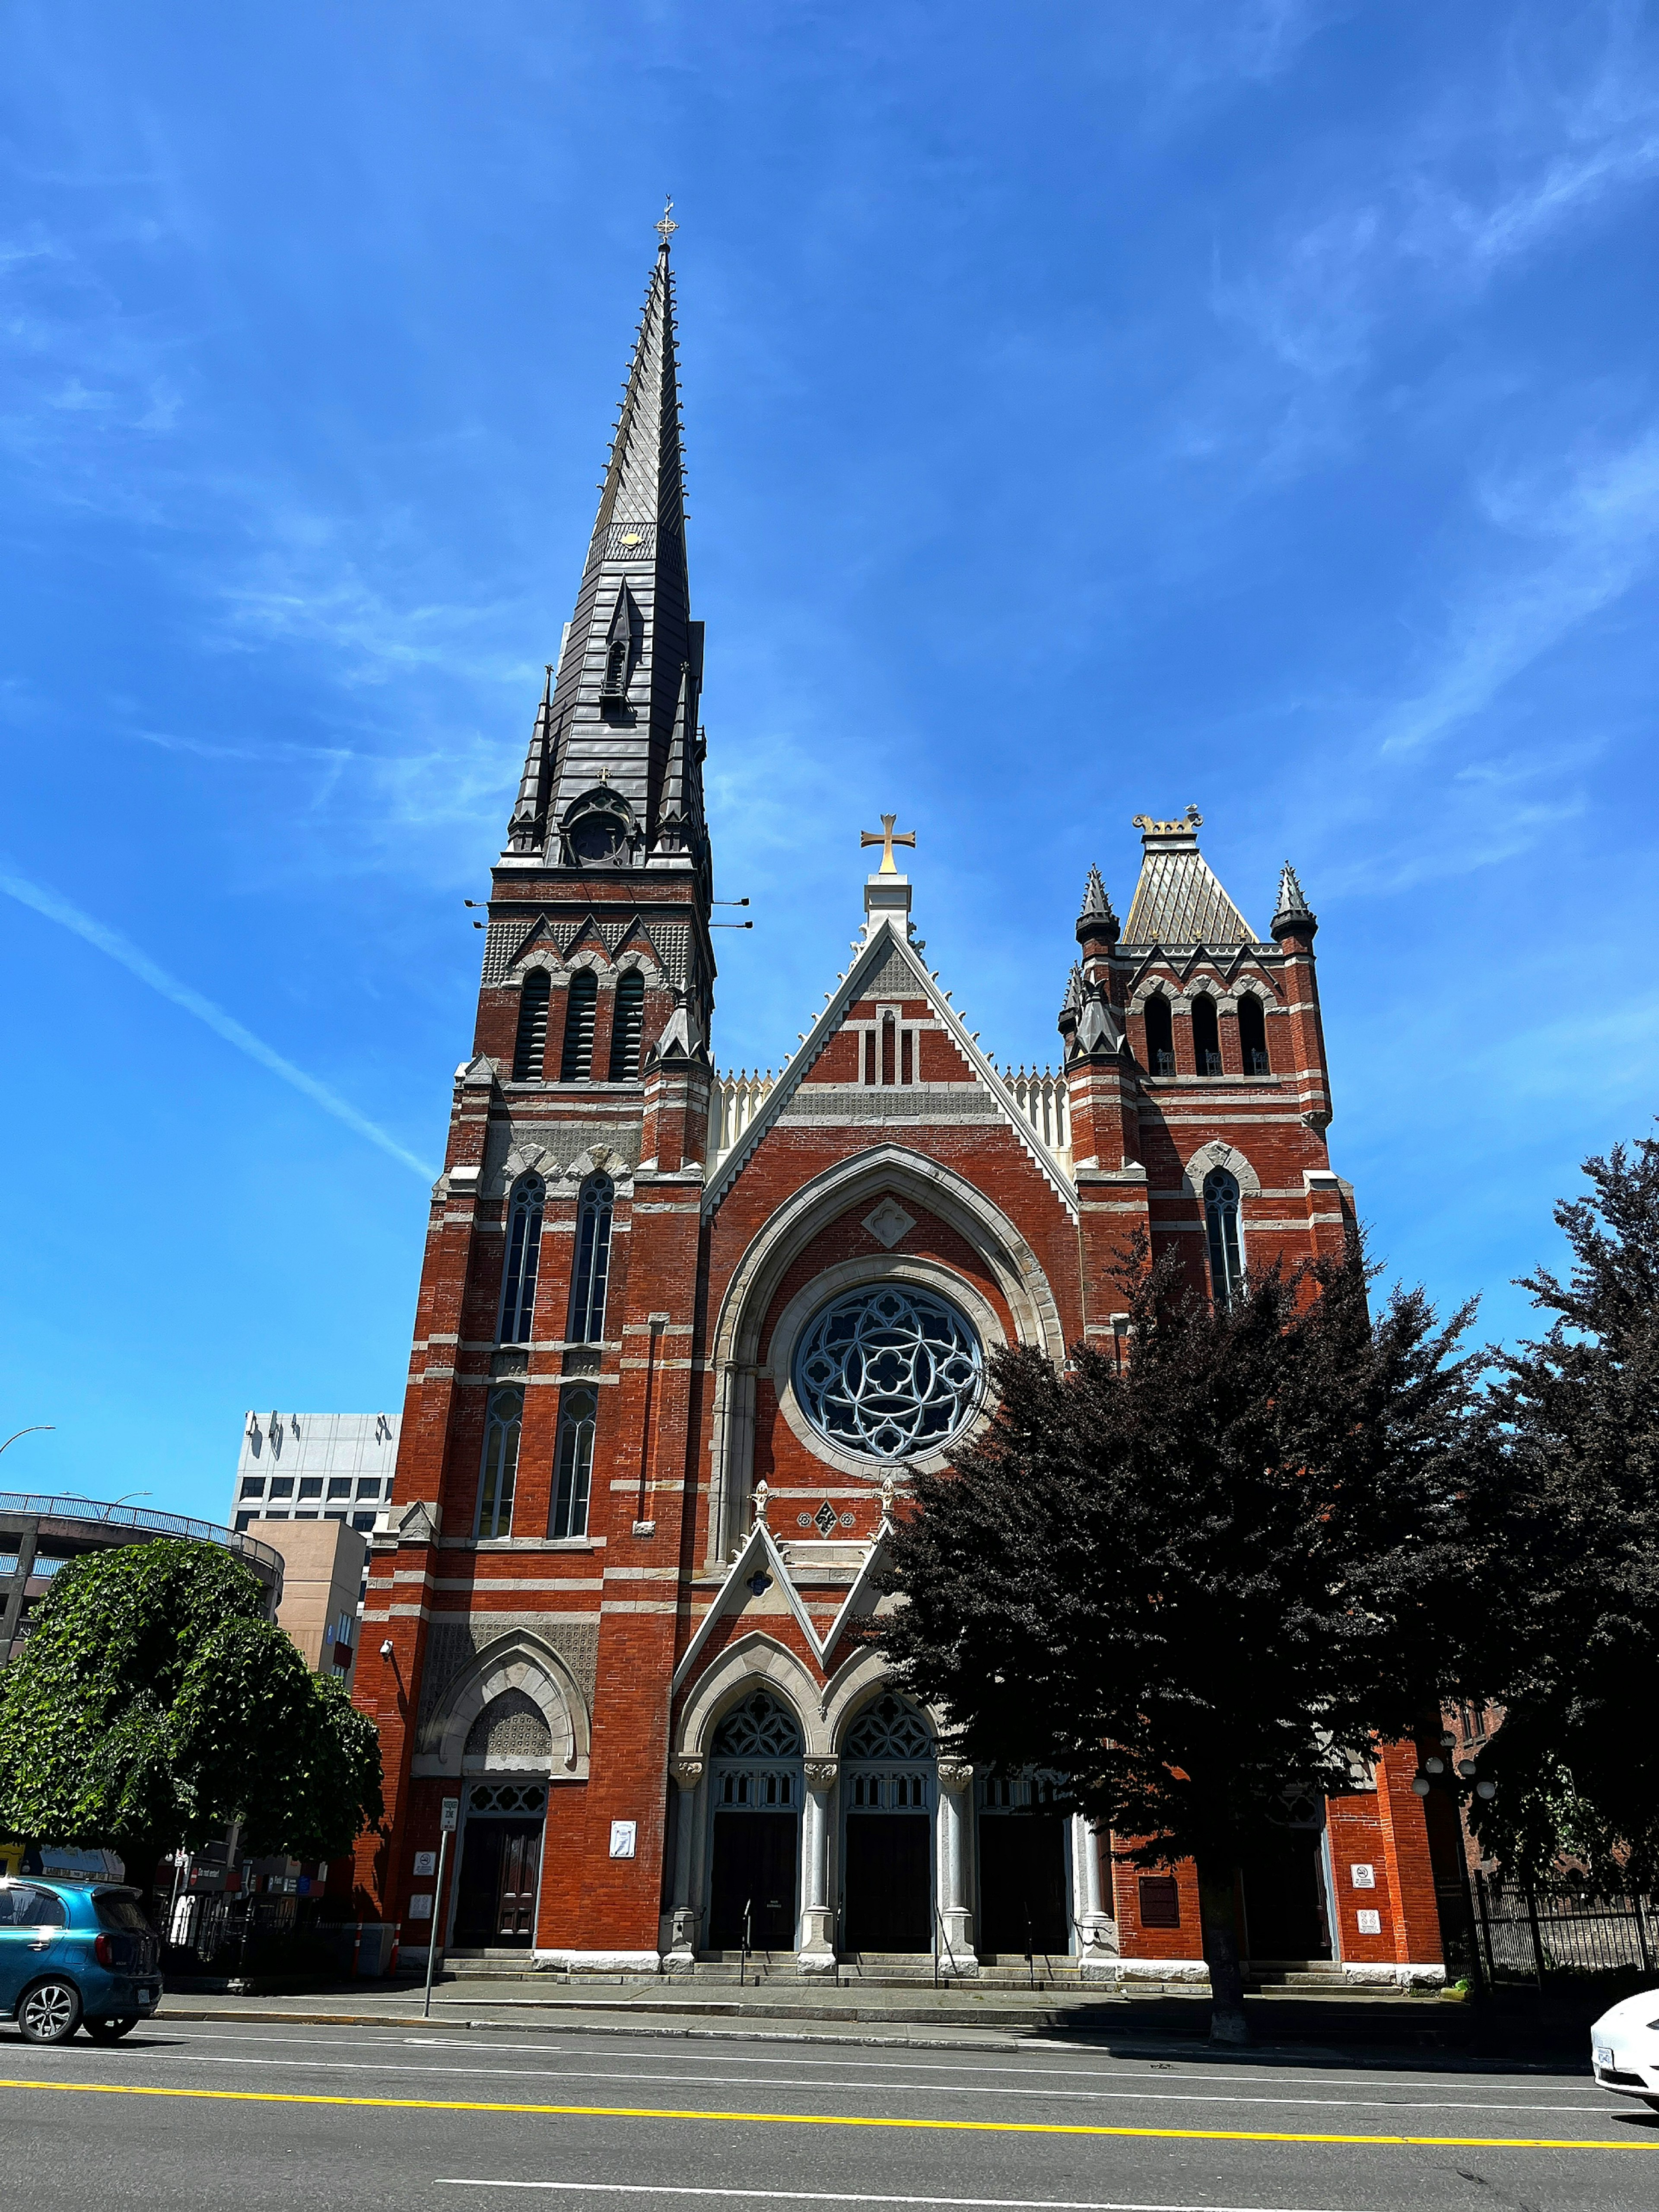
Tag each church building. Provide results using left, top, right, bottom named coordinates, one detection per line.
left=354, top=225, right=1447, bottom=1986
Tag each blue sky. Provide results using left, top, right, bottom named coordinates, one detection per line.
left=3, top=3, right=1657, bottom=1521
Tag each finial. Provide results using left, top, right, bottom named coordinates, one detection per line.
left=752, top=1478, right=769, bottom=1528
left=1062, top=962, right=1083, bottom=1014
left=860, top=814, right=916, bottom=876
left=655, top=196, right=678, bottom=249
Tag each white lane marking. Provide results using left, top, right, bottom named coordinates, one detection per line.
left=147, top=2029, right=1601, bottom=2100
left=159, top=2051, right=1600, bottom=2116
left=438, top=2187, right=1354, bottom=2212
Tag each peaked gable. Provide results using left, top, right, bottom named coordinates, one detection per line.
left=702, top=916, right=1077, bottom=1218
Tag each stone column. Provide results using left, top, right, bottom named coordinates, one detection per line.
left=798, top=1758, right=838, bottom=1974
left=663, top=1757, right=703, bottom=1971
left=934, top=1761, right=979, bottom=1976
left=1071, top=1813, right=1119, bottom=1980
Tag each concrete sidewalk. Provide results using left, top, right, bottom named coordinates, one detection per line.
left=155, top=1970, right=1475, bottom=2055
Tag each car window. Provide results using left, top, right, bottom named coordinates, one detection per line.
left=0, top=1885, right=64, bottom=1928
left=93, top=1893, right=151, bottom=1935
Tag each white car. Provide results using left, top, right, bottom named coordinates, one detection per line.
left=1591, top=1990, right=1659, bottom=2107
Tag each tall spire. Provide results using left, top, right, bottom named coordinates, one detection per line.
left=504, top=219, right=704, bottom=882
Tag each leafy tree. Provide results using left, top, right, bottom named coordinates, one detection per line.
left=1467, top=1131, right=1659, bottom=1888
left=0, top=1539, right=382, bottom=1901
left=874, top=1236, right=1478, bottom=2041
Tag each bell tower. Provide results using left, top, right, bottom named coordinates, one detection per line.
left=358, top=211, right=717, bottom=1965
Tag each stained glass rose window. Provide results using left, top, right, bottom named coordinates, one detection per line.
left=791, top=1284, right=982, bottom=1461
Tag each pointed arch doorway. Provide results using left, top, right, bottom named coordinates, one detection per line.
left=706, top=1689, right=804, bottom=1953
left=840, top=1694, right=935, bottom=1955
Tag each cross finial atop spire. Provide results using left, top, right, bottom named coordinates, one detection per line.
left=860, top=814, right=916, bottom=877
left=655, top=196, right=678, bottom=249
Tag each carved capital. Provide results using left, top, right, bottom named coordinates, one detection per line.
left=802, top=1758, right=839, bottom=1791
left=936, top=1760, right=974, bottom=1795
left=671, top=1756, right=704, bottom=1791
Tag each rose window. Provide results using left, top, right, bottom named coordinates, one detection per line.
left=791, top=1284, right=982, bottom=1461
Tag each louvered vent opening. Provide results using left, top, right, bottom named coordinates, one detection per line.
left=561, top=971, right=598, bottom=1080
left=609, top=971, right=645, bottom=1079
left=512, top=972, right=551, bottom=1081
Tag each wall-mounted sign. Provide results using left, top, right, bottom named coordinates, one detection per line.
left=413, top=1851, right=437, bottom=1877
left=609, top=1821, right=637, bottom=1860
left=1350, top=1862, right=1376, bottom=1888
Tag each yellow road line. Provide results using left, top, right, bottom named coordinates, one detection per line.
left=0, top=2077, right=1649, bottom=2152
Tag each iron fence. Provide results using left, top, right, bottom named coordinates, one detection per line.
left=1472, top=1874, right=1658, bottom=1984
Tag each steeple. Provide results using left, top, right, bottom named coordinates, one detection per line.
left=505, top=219, right=705, bottom=883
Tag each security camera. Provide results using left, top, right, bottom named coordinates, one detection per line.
left=379, top=1640, right=394, bottom=1659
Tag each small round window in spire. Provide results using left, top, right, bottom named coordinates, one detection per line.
left=793, top=1285, right=982, bottom=1462
left=568, top=812, right=626, bottom=864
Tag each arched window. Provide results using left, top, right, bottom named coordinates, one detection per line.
left=569, top=1174, right=614, bottom=1344
left=1191, top=994, right=1222, bottom=1076
left=1239, top=994, right=1270, bottom=1075
left=1143, top=992, right=1175, bottom=1076
left=512, top=971, right=550, bottom=1081
left=608, top=969, right=645, bottom=1080
left=880, top=1012, right=896, bottom=1085
left=601, top=639, right=629, bottom=698
left=1203, top=1169, right=1243, bottom=1308
left=550, top=1385, right=596, bottom=1539
left=477, top=1386, right=522, bottom=1539
left=498, top=1176, right=544, bottom=1344
left=560, top=970, right=598, bottom=1080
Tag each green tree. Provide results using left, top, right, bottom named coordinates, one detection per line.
left=1467, top=1131, right=1659, bottom=1888
left=0, top=1539, right=382, bottom=1901
left=874, top=1237, right=1477, bottom=2041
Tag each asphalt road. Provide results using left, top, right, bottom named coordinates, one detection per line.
left=0, top=2015, right=1653, bottom=2212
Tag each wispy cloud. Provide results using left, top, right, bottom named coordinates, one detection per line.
left=0, top=865, right=435, bottom=1180
left=1377, top=426, right=1659, bottom=757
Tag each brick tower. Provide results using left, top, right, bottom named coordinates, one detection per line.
left=355, top=226, right=1449, bottom=1993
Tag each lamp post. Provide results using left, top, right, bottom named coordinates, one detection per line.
left=0, top=1426, right=54, bottom=1462
left=1411, top=1729, right=1497, bottom=1995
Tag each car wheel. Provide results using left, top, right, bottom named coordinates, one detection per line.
left=84, top=2016, right=140, bottom=2044
left=17, top=1980, right=83, bottom=2045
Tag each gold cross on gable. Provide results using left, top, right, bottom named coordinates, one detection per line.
left=860, top=814, right=916, bottom=876
left=655, top=197, right=678, bottom=247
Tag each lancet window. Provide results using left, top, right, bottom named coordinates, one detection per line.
left=550, top=1385, right=596, bottom=1539
left=1143, top=992, right=1175, bottom=1076
left=498, top=1175, right=544, bottom=1345
left=1191, top=994, right=1222, bottom=1076
left=477, top=1386, right=522, bottom=1540
left=1238, top=993, right=1270, bottom=1075
left=569, top=1174, right=614, bottom=1344
left=609, top=969, right=645, bottom=1079
left=512, top=970, right=551, bottom=1081
left=1204, top=1169, right=1243, bottom=1309
left=561, top=971, right=598, bottom=1079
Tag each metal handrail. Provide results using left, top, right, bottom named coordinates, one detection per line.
left=0, top=1491, right=283, bottom=1576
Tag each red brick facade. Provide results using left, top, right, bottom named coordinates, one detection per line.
left=349, top=239, right=1445, bottom=1987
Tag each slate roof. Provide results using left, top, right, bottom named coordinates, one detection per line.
left=505, top=232, right=704, bottom=867
left=1121, top=808, right=1259, bottom=946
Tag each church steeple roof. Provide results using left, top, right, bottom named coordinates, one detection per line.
left=505, top=216, right=705, bottom=877
left=1121, top=806, right=1258, bottom=947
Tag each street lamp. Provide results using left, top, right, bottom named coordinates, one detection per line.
left=0, top=1426, right=54, bottom=1459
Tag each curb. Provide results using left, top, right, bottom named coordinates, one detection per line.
left=155, top=2009, right=1032, bottom=2052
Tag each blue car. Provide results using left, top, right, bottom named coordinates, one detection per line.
left=0, top=1876, right=162, bottom=2044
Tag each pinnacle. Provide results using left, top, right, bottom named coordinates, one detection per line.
left=1077, top=863, right=1116, bottom=925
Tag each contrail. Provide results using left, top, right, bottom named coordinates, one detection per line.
left=0, top=865, right=436, bottom=1182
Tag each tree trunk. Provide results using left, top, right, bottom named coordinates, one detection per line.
left=1197, top=1860, right=1250, bottom=2045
